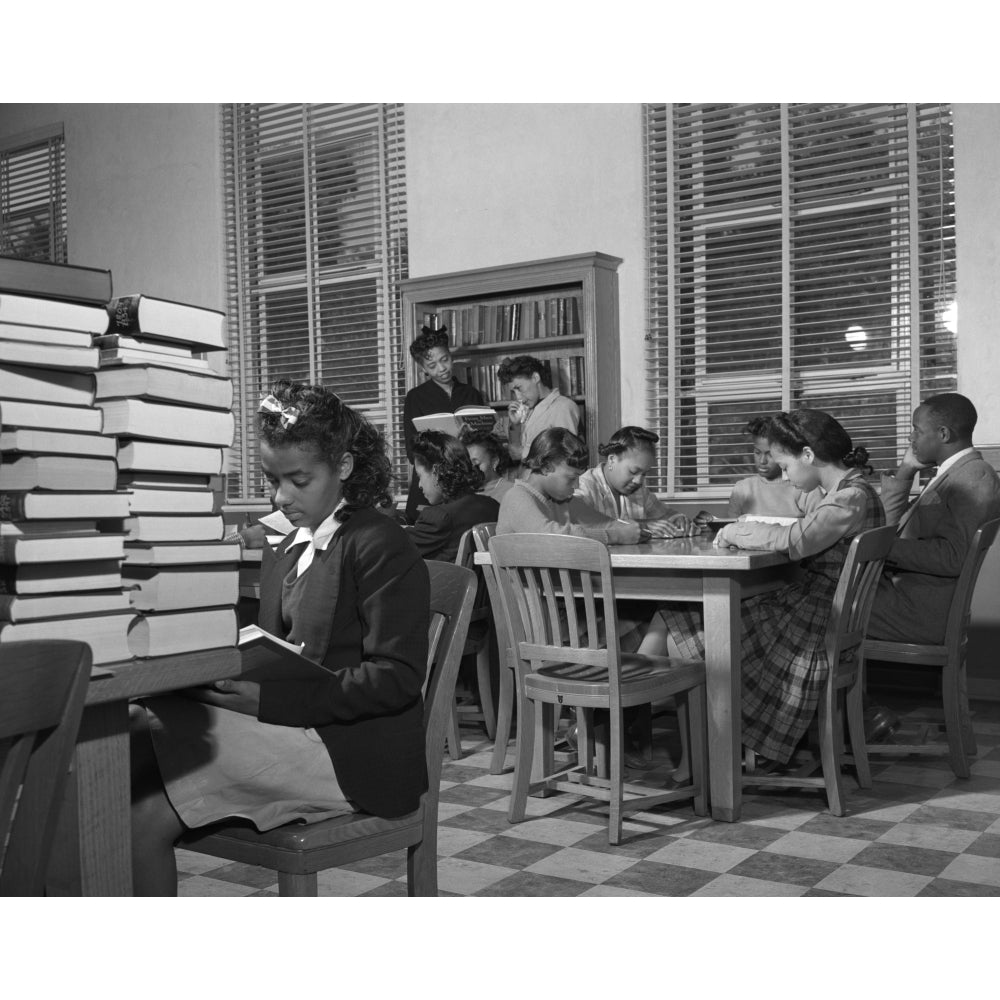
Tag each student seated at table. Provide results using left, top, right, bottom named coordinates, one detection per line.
left=639, top=409, right=885, bottom=770
left=727, top=415, right=804, bottom=519
left=575, top=425, right=702, bottom=538
left=497, top=428, right=641, bottom=544
left=129, top=383, right=430, bottom=896
left=460, top=427, right=516, bottom=504
left=406, top=429, right=501, bottom=563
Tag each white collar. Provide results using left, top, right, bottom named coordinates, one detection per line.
left=288, top=502, right=346, bottom=576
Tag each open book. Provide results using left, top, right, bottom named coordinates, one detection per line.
left=743, top=515, right=799, bottom=526
left=412, top=405, right=496, bottom=436
left=238, top=624, right=336, bottom=681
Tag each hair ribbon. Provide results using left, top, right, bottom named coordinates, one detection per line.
left=259, top=394, right=301, bottom=429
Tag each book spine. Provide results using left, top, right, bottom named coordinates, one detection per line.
left=0, top=494, right=27, bottom=521
left=107, top=294, right=142, bottom=334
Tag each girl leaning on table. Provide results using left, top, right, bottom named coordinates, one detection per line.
left=638, top=408, right=886, bottom=768
left=129, top=382, right=430, bottom=896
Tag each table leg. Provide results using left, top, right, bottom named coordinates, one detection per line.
left=47, top=701, right=132, bottom=896
left=703, top=575, right=742, bottom=822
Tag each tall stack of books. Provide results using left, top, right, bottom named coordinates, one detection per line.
left=98, top=292, right=241, bottom=658
left=0, top=257, right=135, bottom=663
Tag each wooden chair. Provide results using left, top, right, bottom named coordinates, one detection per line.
left=488, top=532, right=707, bottom=845
left=180, top=559, right=476, bottom=896
left=1, top=639, right=92, bottom=896
left=445, top=526, right=499, bottom=759
left=742, top=524, right=896, bottom=816
left=863, top=516, right=1000, bottom=778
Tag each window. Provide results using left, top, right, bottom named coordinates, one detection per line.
left=0, top=124, right=66, bottom=263
left=222, top=103, right=408, bottom=500
left=644, top=103, right=956, bottom=495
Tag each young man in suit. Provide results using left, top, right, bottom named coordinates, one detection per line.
left=865, top=393, right=1000, bottom=739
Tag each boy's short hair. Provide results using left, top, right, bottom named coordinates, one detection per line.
left=923, top=392, right=978, bottom=441
left=497, top=355, right=551, bottom=388
left=524, top=427, right=589, bottom=474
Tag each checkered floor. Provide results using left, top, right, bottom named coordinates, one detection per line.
left=175, top=696, right=1000, bottom=897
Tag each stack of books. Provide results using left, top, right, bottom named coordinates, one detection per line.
left=97, top=292, right=241, bottom=658
left=0, top=257, right=135, bottom=663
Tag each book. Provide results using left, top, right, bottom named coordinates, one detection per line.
left=0, top=255, right=112, bottom=306
left=0, top=293, right=109, bottom=333
left=94, top=333, right=203, bottom=359
left=127, top=606, right=238, bottom=657
left=0, top=399, right=103, bottom=434
left=0, top=363, right=95, bottom=406
left=98, top=348, right=212, bottom=374
left=0, top=520, right=99, bottom=537
left=117, top=440, right=225, bottom=475
left=743, top=515, right=799, bottom=526
left=98, top=399, right=235, bottom=446
left=124, top=486, right=217, bottom=515
left=237, top=624, right=337, bottom=682
left=115, top=513, right=225, bottom=543
left=0, top=427, right=117, bottom=458
left=93, top=365, right=233, bottom=409
left=0, top=455, right=118, bottom=492
left=0, top=491, right=131, bottom=521
left=411, top=405, right=497, bottom=436
left=107, top=294, right=226, bottom=352
left=0, top=532, right=125, bottom=565
left=0, top=322, right=96, bottom=349
left=123, top=540, right=242, bottom=566
left=0, top=611, right=136, bottom=665
left=0, top=338, right=99, bottom=371
left=0, top=560, right=123, bottom=595
left=123, top=564, right=239, bottom=612
left=117, top=470, right=216, bottom=491
left=0, top=589, right=131, bottom=623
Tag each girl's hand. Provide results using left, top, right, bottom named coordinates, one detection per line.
left=185, top=678, right=261, bottom=716
left=507, top=400, right=528, bottom=425
left=713, top=524, right=738, bottom=548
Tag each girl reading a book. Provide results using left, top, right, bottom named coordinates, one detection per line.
left=406, top=430, right=500, bottom=563
left=130, top=382, right=430, bottom=895
left=460, top=427, right=516, bottom=503
left=403, top=325, right=485, bottom=524
left=638, top=409, right=885, bottom=770
left=727, top=415, right=804, bottom=518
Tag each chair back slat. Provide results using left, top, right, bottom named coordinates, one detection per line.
left=944, top=517, right=1000, bottom=651
left=826, top=525, right=896, bottom=683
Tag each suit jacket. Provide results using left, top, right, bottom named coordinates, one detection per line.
left=407, top=491, right=500, bottom=563
left=868, top=450, right=1000, bottom=644
left=255, top=507, right=430, bottom=818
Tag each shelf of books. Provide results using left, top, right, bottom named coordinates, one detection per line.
left=401, top=252, right=622, bottom=463
left=0, top=254, right=242, bottom=664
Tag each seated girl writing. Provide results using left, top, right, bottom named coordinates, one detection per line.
left=407, top=429, right=501, bottom=563
left=460, top=428, right=516, bottom=504
left=130, top=383, right=430, bottom=895
left=640, top=408, right=885, bottom=770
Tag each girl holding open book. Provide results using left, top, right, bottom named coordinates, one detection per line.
left=130, top=383, right=429, bottom=895
left=403, top=325, right=485, bottom=524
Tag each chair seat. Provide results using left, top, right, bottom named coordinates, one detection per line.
left=526, top=653, right=703, bottom=704
left=865, top=638, right=947, bottom=665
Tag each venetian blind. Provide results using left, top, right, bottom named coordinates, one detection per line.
left=644, top=103, right=956, bottom=496
left=0, top=124, right=67, bottom=263
left=222, top=103, right=408, bottom=501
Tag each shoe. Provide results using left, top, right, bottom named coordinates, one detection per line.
left=624, top=752, right=655, bottom=771
left=863, top=704, right=899, bottom=744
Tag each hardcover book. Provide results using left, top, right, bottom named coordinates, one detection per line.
left=0, top=255, right=112, bottom=306
left=106, top=294, right=226, bottom=351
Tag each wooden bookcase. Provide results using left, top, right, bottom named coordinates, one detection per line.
left=400, top=252, right=622, bottom=463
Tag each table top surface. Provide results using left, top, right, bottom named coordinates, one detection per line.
left=474, top=535, right=789, bottom=571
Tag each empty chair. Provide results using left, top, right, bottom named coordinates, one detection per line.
left=864, top=517, right=1000, bottom=778
left=743, top=524, right=896, bottom=815
left=488, top=532, right=707, bottom=845
left=1, top=639, right=92, bottom=896
left=180, top=559, right=476, bottom=896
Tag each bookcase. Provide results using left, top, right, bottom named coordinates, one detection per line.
left=400, top=252, right=622, bottom=463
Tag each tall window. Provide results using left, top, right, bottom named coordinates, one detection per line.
left=0, top=124, right=66, bottom=262
left=222, top=103, right=408, bottom=500
left=644, top=103, right=956, bottom=496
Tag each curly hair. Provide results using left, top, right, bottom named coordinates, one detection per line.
left=459, top=428, right=515, bottom=477
left=408, top=325, right=451, bottom=362
left=411, top=429, right=484, bottom=502
left=743, top=415, right=774, bottom=439
left=524, top=427, right=589, bottom=474
left=598, top=425, right=659, bottom=460
left=497, top=354, right=552, bottom=388
left=257, top=381, right=393, bottom=519
left=767, top=409, right=871, bottom=473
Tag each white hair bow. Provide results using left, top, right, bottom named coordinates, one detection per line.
left=259, top=394, right=301, bottom=428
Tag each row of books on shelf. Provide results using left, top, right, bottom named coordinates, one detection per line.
left=423, top=293, right=582, bottom=347
left=458, top=355, right=586, bottom=404
left=1, top=255, right=240, bottom=664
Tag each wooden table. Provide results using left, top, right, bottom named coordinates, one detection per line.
left=46, top=648, right=242, bottom=896
left=476, top=537, right=792, bottom=822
